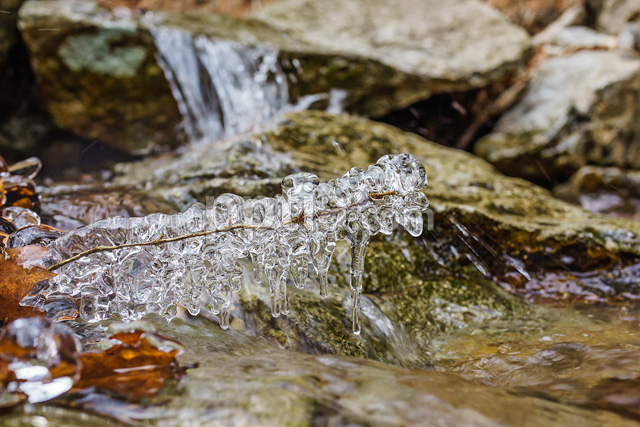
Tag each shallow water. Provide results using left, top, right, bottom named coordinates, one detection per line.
left=4, top=306, right=640, bottom=426
left=433, top=304, right=640, bottom=420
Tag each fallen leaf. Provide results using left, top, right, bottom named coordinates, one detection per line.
left=72, top=330, right=193, bottom=401
left=0, top=246, right=56, bottom=323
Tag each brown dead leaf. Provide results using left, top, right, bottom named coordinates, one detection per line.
left=72, top=330, right=193, bottom=401
left=0, top=246, right=56, bottom=323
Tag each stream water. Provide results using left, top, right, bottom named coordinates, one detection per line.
left=152, top=28, right=289, bottom=144
left=4, top=304, right=640, bottom=426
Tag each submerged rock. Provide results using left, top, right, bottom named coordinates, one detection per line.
left=5, top=315, right=637, bottom=426
left=109, top=111, right=640, bottom=358
left=475, top=50, right=640, bottom=182
left=17, top=0, right=530, bottom=152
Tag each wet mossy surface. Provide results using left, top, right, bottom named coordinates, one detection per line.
left=18, top=0, right=183, bottom=153
left=72, top=110, right=640, bottom=364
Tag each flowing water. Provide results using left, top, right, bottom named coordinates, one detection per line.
left=152, top=28, right=289, bottom=144
left=4, top=308, right=640, bottom=426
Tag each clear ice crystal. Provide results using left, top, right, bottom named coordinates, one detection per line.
left=28, top=154, right=428, bottom=334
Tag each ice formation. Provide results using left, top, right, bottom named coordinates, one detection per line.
left=0, top=318, right=81, bottom=403
left=25, top=154, right=428, bottom=334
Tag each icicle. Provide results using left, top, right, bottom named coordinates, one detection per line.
left=311, top=234, right=336, bottom=298
left=348, top=229, right=370, bottom=335
left=28, top=154, right=429, bottom=335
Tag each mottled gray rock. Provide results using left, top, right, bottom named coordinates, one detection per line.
left=588, top=0, right=640, bottom=34
left=111, top=112, right=640, bottom=359
left=555, top=165, right=640, bottom=220
left=251, top=0, right=532, bottom=116
left=475, top=50, right=640, bottom=182
left=0, top=0, right=23, bottom=66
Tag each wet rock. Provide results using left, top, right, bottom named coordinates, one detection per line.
left=17, top=0, right=182, bottom=154
left=475, top=50, right=640, bottom=182
left=482, top=0, right=581, bottom=34
left=148, top=317, right=639, bottom=427
left=234, top=240, right=523, bottom=365
left=251, top=0, right=532, bottom=117
left=0, top=0, right=23, bottom=67
left=554, top=166, right=640, bottom=220
left=17, top=0, right=530, bottom=152
left=587, top=0, right=640, bottom=34
left=5, top=315, right=636, bottom=426
left=110, top=111, right=640, bottom=357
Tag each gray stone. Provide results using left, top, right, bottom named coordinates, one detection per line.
left=475, top=50, right=640, bottom=182
left=251, top=0, right=532, bottom=116
left=17, top=0, right=531, bottom=153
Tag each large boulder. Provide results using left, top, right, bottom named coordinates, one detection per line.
left=250, top=0, right=532, bottom=116
left=17, top=0, right=531, bottom=153
left=17, top=0, right=182, bottom=154
left=475, top=50, right=640, bottom=182
left=110, top=111, right=640, bottom=359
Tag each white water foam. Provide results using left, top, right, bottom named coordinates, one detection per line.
left=152, top=28, right=289, bottom=144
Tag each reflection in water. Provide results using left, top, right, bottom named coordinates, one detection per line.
left=432, top=305, right=640, bottom=421
left=5, top=311, right=640, bottom=426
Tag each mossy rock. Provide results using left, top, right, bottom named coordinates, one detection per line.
left=109, top=110, right=640, bottom=360
left=18, top=0, right=182, bottom=154
left=17, top=0, right=531, bottom=153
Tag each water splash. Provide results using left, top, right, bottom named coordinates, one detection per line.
left=25, top=154, right=429, bottom=334
left=152, top=28, right=289, bottom=144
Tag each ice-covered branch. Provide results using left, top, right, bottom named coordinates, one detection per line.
left=24, top=154, right=428, bottom=334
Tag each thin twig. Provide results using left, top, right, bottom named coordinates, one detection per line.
left=47, top=191, right=397, bottom=272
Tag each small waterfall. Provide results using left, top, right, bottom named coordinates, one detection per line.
left=152, top=28, right=289, bottom=144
